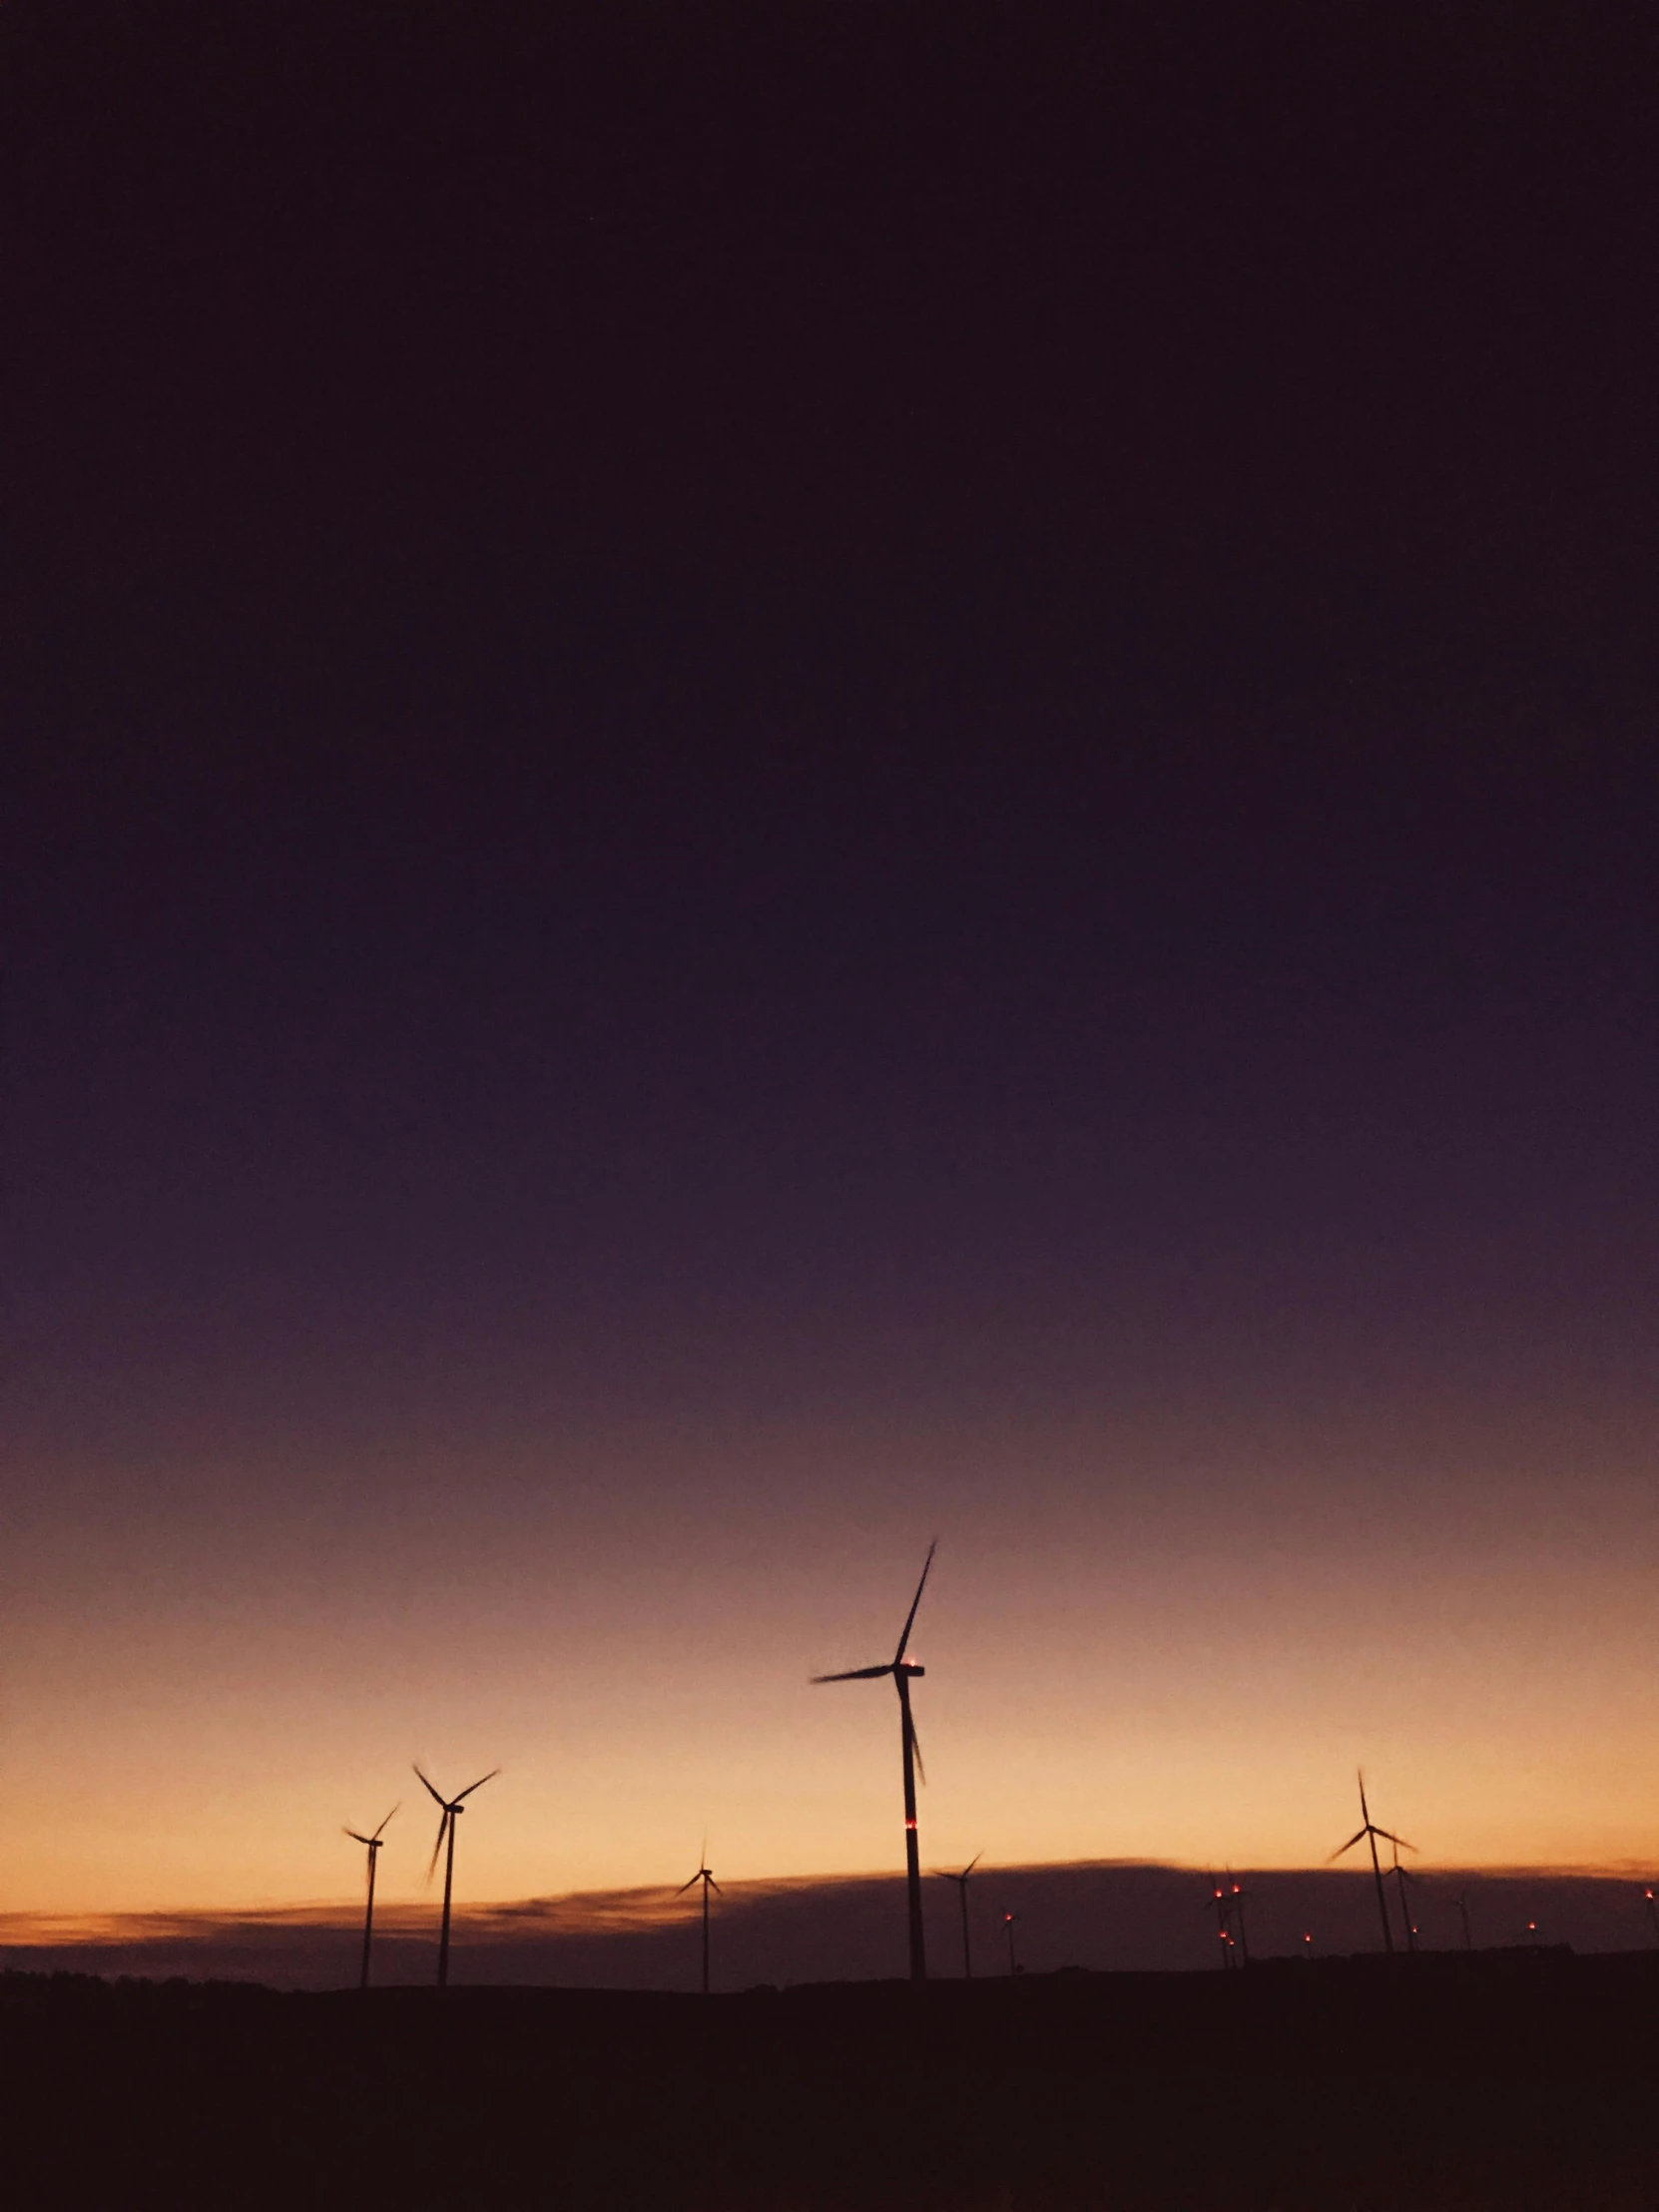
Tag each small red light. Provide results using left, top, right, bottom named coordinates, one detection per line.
left=904, top=1819, right=916, bottom=1830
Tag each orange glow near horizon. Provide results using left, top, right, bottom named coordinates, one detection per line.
left=5, top=1393, right=1656, bottom=1920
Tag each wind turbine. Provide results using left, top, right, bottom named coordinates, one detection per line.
left=343, top=1804, right=398, bottom=1990
left=1644, top=1887, right=1659, bottom=1947
left=1226, top=1871, right=1252, bottom=1964
left=933, top=1854, right=981, bottom=1978
left=812, top=1542, right=936, bottom=1981
left=1389, top=1839, right=1417, bottom=1953
left=677, top=1843, right=722, bottom=1995
left=1002, top=1910, right=1021, bottom=1976
left=1329, top=1771, right=1414, bottom=1955
left=1449, top=1889, right=1473, bottom=1951
left=414, top=1764, right=499, bottom=1988
left=1205, top=1875, right=1238, bottom=1970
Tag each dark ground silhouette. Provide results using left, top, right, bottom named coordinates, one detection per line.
left=8, top=1950, right=1659, bottom=2210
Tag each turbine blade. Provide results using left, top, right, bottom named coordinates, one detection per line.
left=344, top=1828, right=372, bottom=1846
left=1328, top=1831, right=1367, bottom=1863
left=962, top=1853, right=982, bottom=1878
left=413, top=1765, right=446, bottom=1809
left=1377, top=1829, right=1417, bottom=1853
left=371, top=1803, right=400, bottom=1841
left=675, top=1874, right=702, bottom=1895
left=455, top=1768, right=500, bottom=1802
left=892, top=1541, right=936, bottom=1666
left=910, top=1721, right=926, bottom=1787
left=426, top=1810, right=449, bottom=1883
left=811, top=1665, right=893, bottom=1682
left=708, top=1877, right=723, bottom=1895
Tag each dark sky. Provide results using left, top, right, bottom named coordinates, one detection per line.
left=4, top=3, right=1655, bottom=1914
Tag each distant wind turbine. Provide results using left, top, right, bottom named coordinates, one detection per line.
left=1644, top=1887, right=1659, bottom=1947
left=933, top=1854, right=982, bottom=1978
left=1329, top=1771, right=1414, bottom=1955
left=1002, top=1910, right=1021, bottom=1976
left=1205, top=1875, right=1238, bottom=1970
left=342, top=1803, right=397, bottom=1990
left=1226, top=1871, right=1252, bottom=1964
left=1389, top=1839, right=1417, bottom=1953
left=812, top=1542, right=936, bottom=1981
left=1449, top=1889, right=1473, bottom=1951
left=677, top=1843, right=722, bottom=1995
left=414, top=1764, right=499, bottom=1989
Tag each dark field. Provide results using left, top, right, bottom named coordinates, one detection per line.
left=7, top=1952, right=1659, bottom=2210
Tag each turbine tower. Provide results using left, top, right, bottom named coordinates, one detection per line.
left=1450, top=1889, right=1473, bottom=1951
left=812, top=1542, right=936, bottom=1981
left=343, top=1804, right=397, bottom=1990
left=1002, top=1910, right=1020, bottom=1976
left=1329, top=1770, right=1414, bottom=1955
left=1389, top=1838, right=1417, bottom=1953
left=414, top=1764, right=499, bottom=1988
left=677, top=1844, right=722, bottom=1995
left=1206, top=1875, right=1239, bottom=1969
left=1226, top=1871, right=1252, bottom=1964
left=933, top=1854, right=981, bottom=1978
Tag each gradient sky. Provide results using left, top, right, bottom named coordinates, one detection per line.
left=5, top=3, right=1655, bottom=1921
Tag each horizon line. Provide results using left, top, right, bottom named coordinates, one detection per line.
left=9, top=1855, right=1657, bottom=1947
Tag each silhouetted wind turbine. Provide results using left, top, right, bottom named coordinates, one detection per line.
left=933, top=1854, right=981, bottom=1978
left=1226, top=1871, right=1252, bottom=1964
left=1644, top=1888, right=1659, bottom=1947
left=1389, top=1839, right=1417, bottom=1953
left=1205, top=1875, right=1238, bottom=1970
left=343, top=1804, right=398, bottom=1990
left=1329, top=1771, right=1414, bottom=1955
left=677, top=1843, right=722, bottom=1995
left=1002, top=1911, right=1021, bottom=1976
left=1449, top=1889, right=1473, bottom=1951
left=414, top=1764, right=499, bottom=1988
left=812, top=1542, right=936, bottom=1981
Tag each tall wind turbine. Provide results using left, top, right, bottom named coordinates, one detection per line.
left=1329, top=1771, right=1414, bottom=1955
left=933, top=1854, right=981, bottom=1978
left=812, top=1542, right=936, bottom=1981
left=342, top=1803, right=398, bottom=1990
left=677, top=1844, right=722, bottom=1995
left=414, top=1764, right=499, bottom=1988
